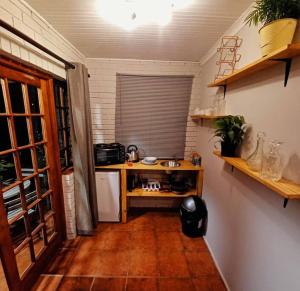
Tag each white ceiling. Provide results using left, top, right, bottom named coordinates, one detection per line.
left=26, top=0, right=253, bottom=61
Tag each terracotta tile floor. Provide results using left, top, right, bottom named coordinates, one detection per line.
left=33, top=210, right=226, bottom=291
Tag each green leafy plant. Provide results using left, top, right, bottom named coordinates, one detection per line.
left=214, top=115, right=246, bottom=146
left=245, top=0, right=300, bottom=26
left=0, top=160, right=14, bottom=182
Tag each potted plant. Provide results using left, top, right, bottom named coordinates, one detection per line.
left=245, top=0, right=300, bottom=56
left=214, top=115, right=246, bottom=157
left=0, top=160, right=14, bottom=184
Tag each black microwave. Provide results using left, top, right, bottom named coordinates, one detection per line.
left=94, top=143, right=126, bottom=166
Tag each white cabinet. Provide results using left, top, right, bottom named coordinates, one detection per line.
left=95, top=171, right=120, bottom=222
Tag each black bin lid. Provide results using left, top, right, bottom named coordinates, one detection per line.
left=180, top=196, right=207, bottom=218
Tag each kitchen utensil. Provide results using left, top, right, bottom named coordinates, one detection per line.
left=141, top=159, right=158, bottom=165
left=127, top=175, right=136, bottom=192
left=160, top=182, right=171, bottom=192
left=170, top=180, right=189, bottom=194
left=144, top=157, right=157, bottom=163
left=142, top=180, right=160, bottom=191
left=126, top=145, right=139, bottom=163
left=192, top=152, right=202, bottom=166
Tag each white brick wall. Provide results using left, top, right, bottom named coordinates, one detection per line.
left=62, top=172, right=76, bottom=240
left=86, top=58, right=202, bottom=159
left=1, top=1, right=84, bottom=236
left=0, top=0, right=85, bottom=78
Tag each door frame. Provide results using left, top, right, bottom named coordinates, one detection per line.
left=0, top=51, right=66, bottom=291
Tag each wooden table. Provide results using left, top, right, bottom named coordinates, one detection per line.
left=95, top=160, right=204, bottom=223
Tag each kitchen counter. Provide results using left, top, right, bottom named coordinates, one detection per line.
left=95, top=160, right=204, bottom=223
left=95, top=159, right=204, bottom=171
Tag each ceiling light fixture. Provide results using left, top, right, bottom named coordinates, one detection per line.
left=96, top=0, right=193, bottom=31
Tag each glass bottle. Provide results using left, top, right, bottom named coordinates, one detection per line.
left=212, top=95, right=226, bottom=115
left=260, top=140, right=282, bottom=181
left=247, top=132, right=265, bottom=172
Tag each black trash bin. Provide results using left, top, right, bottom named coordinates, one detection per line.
left=180, top=196, right=208, bottom=238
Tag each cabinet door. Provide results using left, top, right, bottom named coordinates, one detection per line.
left=96, top=172, right=120, bottom=222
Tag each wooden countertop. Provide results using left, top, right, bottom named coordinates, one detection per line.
left=95, top=160, right=203, bottom=171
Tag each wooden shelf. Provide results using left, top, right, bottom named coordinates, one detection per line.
left=127, top=188, right=197, bottom=198
left=214, top=151, right=300, bottom=201
left=190, top=114, right=228, bottom=120
left=208, top=44, right=300, bottom=87
left=96, top=160, right=203, bottom=171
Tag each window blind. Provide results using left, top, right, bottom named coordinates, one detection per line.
left=116, top=74, right=193, bottom=159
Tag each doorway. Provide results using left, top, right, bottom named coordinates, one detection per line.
left=0, top=58, right=65, bottom=291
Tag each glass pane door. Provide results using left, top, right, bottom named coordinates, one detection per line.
left=0, top=65, right=63, bottom=290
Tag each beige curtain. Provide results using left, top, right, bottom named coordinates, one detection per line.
left=67, top=63, right=97, bottom=235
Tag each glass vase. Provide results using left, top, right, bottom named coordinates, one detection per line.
left=260, top=140, right=282, bottom=181
left=246, top=132, right=265, bottom=172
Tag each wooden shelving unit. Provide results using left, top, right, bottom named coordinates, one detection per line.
left=96, top=160, right=204, bottom=222
left=127, top=188, right=197, bottom=198
left=214, top=151, right=300, bottom=206
left=208, top=44, right=300, bottom=88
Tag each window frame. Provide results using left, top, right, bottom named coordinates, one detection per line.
left=115, top=74, right=193, bottom=159
left=53, top=80, right=72, bottom=171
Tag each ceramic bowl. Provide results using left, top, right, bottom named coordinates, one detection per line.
left=144, top=157, right=157, bottom=163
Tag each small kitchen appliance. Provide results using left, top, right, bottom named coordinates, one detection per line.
left=94, top=143, right=126, bottom=166
left=126, top=145, right=139, bottom=163
left=95, top=171, right=120, bottom=222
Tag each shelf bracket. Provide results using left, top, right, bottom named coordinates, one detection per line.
left=283, top=198, right=289, bottom=208
left=231, top=165, right=234, bottom=173
left=220, top=84, right=227, bottom=98
left=269, top=58, right=292, bottom=87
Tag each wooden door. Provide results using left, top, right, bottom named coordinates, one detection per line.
left=0, top=60, right=65, bottom=290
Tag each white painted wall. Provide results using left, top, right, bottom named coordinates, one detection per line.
left=86, top=58, right=202, bottom=159
left=197, top=17, right=300, bottom=291
left=0, top=0, right=85, bottom=78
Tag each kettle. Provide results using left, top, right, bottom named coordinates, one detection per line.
left=126, top=145, right=139, bottom=163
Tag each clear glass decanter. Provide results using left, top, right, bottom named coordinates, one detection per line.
left=260, top=140, right=282, bottom=181
left=247, top=132, right=265, bottom=171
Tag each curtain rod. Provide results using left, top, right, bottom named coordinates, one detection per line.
left=0, top=19, right=75, bottom=70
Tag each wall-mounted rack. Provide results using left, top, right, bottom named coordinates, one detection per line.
left=214, top=151, right=300, bottom=208
left=208, top=44, right=300, bottom=97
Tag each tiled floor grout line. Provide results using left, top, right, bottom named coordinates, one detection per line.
left=155, top=225, right=163, bottom=291
left=89, top=277, right=95, bottom=291
left=125, top=232, right=130, bottom=291
left=57, top=274, right=210, bottom=278
left=153, top=225, right=160, bottom=279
